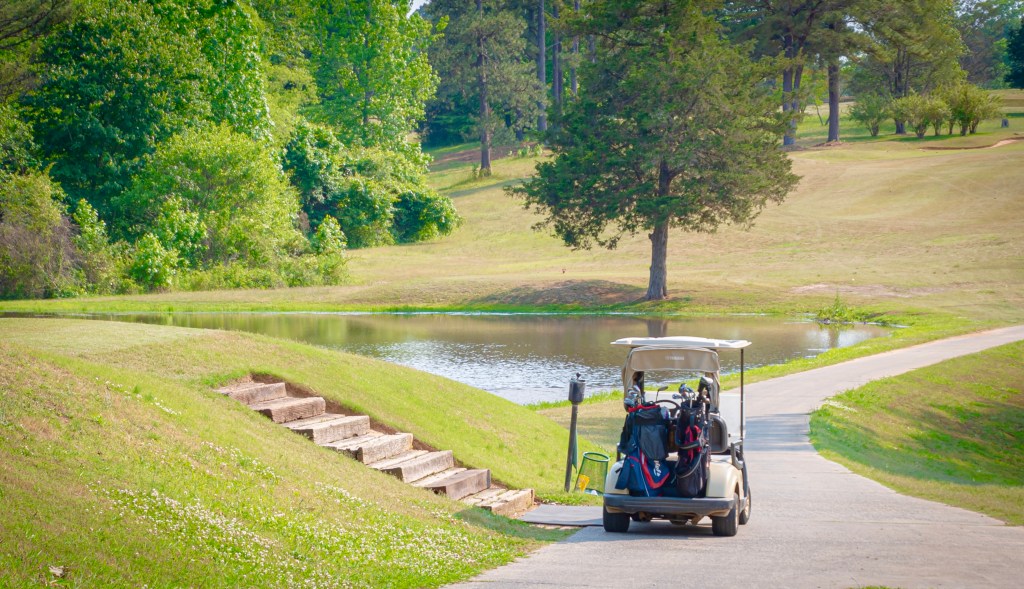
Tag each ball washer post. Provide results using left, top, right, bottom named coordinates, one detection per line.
left=564, top=374, right=586, bottom=492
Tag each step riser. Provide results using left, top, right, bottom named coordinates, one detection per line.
left=426, top=469, right=491, bottom=500
left=353, top=434, right=413, bottom=464
left=227, top=383, right=287, bottom=405
left=486, top=489, right=535, bottom=518
left=379, top=451, right=454, bottom=483
left=257, top=398, right=325, bottom=424
left=295, top=416, right=370, bottom=445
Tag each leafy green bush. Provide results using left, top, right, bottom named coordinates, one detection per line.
left=283, top=122, right=460, bottom=248
left=124, top=124, right=306, bottom=268
left=71, top=199, right=132, bottom=294
left=0, top=104, right=37, bottom=174
left=0, top=171, right=79, bottom=298
left=891, top=95, right=931, bottom=138
left=311, top=215, right=346, bottom=254
left=392, top=189, right=461, bottom=243
left=941, top=83, right=1003, bottom=135
left=129, top=233, right=178, bottom=291
left=848, top=94, right=890, bottom=137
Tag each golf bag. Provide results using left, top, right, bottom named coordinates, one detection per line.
left=675, top=399, right=710, bottom=497
left=615, top=405, right=673, bottom=496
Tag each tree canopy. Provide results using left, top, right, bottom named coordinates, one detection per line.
left=513, top=0, right=799, bottom=300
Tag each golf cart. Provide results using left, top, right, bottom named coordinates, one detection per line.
left=602, top=336, right=751, bottom=536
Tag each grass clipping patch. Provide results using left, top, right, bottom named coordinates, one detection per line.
left=810, top=341, right=1024, bottom=525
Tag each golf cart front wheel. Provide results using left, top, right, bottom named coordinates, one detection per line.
left=603, top=506, right=630, bottom=533
left=711, top=491, right=740, bottom=537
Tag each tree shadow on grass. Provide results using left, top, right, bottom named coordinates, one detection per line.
left=470, top=280, right=646, bottom=307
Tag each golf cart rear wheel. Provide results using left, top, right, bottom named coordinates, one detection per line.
left=603, top=506, right=630, bottom=533
left=711, top=491, right=740, bottom=537
left=739, top=488, right=751, bottom=525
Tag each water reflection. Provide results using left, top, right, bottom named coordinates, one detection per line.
left=72, top=312, right=889, bottom=404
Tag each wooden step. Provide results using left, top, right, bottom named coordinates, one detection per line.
left=368, top=450, right=429, bottom=470
left=373, top=450, right=454, bottom=483
left=285, top=414, right=370, bottom=444
left=218, top=382, right=287, bottom=405
left=250, top=396, right=325, bottom=424
left=411, top=467, right=467, bottom=489
left=321, top=431, right=384, bottom=457
left=474, top=488, right=535, bottom=517
left=461, top=486, right=505, bottom=506
left=420, top=469, right=491, bottom=500
left=327, top=433, right=413, bottom=464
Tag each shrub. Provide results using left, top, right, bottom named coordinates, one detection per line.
left=941, top=84, right=1003, bottom=135
left=129, top=233, right=178, bottom=291
left=312, top=215, right=346, bottom=254
left=0, top=104, right=37, bottom=174
left=0, top=171, right=79, bottom=298
left=891, top=95, right=931, bottom=138
left=123, top=124, right=306, bottom=267
left=848, top=94, right=890, bottom=137
left=71, top=199, right=130, bottom=294
left=392, top=189, right=461, bottom=243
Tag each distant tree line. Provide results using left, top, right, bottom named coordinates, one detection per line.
left=422, top=0, right=1021, bottom=160
left=1, top=0, right=459, bottom=299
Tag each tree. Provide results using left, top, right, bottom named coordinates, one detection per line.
left=426, top=0, right=542, bottom=171
left=852, top=0, right=965, bottom=133
left=513, top=0, right=798, bottom=301
left=724, top=0, right=857, bottom=146
left=0, top=169, right=78, bottom=298
left=1008, top=14, right=1024, bottom=87
left=955, top=0, right=1024, bottom=87
left=0, top=0, right=71, bottom=101
left=123, top=124, right=304, bottom=268
left=22, top=0, right=212, bottom=221
left=311, top=0, right=440, bottom=158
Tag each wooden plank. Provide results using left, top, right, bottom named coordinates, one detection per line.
left=225, top=383, right=286, bottom=405
left=288, top=415, right=370, bottom=444
left=251, top=396, right=325, bottom=423
left=354, top=433, right=414, bottom=464
left=410, top=467, right=468, bottom=488
left=483, top=488, right=535, bottom=518
left=422, top=469, right=491, bottom=500
left=376, top=451, right=453, bottom=482
left=368, top=450, right=428, bottom=470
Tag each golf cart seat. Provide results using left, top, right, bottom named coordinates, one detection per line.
left=709, top=413, right=730, bottom=454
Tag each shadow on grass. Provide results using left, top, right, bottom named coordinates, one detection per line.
left=453, top=507, right=575, bottom=542
left=469, top=280, right=646, bottom=307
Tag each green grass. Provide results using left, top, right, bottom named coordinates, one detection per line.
left=0, top=317, right=589, bottom=586
left=809, top=341, right=1024, bottom=525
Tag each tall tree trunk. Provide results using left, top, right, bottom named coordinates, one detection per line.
left=552, top=2, right=562, bottom=120
left=782, top=65, right=794, bottom=146
left=827, top=60, right=840, bottom=142
left=893, top=47, right=907, bottom=135
left=645, top=160, right=672, bottom=301
left=646, top=222, right=669, bottom=300
left=477, top=0, right=491, bottom=173
left=537, top=0, right=547, bottom=133
left=570, top=0, right=579, bottom=97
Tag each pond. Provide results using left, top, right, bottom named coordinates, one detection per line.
left=71, top=312, right=889, bottom=404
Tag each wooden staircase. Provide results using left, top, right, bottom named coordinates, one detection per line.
left=216, top=380, right=535, bottom=516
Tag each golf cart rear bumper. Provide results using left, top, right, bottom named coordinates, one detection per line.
left=604, top=495, right=735, bottom=518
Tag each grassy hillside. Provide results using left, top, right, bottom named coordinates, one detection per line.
left=0, top=318, right=584, bottom=586
left=810, top=341, right=1024, bottom=525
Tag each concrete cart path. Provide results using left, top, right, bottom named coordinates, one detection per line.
left=454, top=325, right=1024, bottom=588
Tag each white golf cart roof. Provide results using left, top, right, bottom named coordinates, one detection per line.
left=611, top=336, right=752, bottom=351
